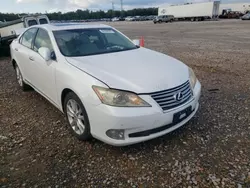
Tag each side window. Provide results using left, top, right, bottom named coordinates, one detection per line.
left=34, top=29, right=53, bottom=52
left=20, top=28, right=38, bottom=49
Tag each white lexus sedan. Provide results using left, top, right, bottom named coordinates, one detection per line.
left=10, top=23, right=201, bottom=146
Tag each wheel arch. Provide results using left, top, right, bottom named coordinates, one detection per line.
left=61, top=88, right=74, bottom=112
left=12, top=59, right=17, bottom=69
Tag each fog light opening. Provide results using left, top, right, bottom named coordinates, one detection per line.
left=106, top=129, right=125, bottom=140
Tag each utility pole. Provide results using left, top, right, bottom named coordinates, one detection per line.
left=120, top=0, right=123, bottom=18
left=112, top=1, right=115, bottom=18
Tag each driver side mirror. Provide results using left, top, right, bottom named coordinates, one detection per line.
left=132, top=39, right=140, bottom=46
left=38, top=47, right=51, bottom=61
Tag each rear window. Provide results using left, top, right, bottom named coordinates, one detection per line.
left=39, top=18, right=48, bottom=25
left=28, top=20, right=38, bottom=27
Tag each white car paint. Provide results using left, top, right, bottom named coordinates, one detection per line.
left=10, top=23, right=201, bottom=146
left=65, top=47, right=189, bottom=93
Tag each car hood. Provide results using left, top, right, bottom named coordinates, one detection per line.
left=65, top=48, right=189, bottom=93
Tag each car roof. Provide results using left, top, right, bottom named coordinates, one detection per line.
left=31, top=23, right=112, bottom=31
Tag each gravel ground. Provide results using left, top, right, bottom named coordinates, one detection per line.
left=0, top=20, right=250, bottom=188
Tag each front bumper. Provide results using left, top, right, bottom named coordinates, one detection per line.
left=87, top=81, right=201, bottom=146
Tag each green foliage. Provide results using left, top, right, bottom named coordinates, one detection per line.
left=0, top=13, right=19, bottom=21
left=0, top=8, right=158, bottom=21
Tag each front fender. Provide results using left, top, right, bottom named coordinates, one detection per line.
left=56, top=61, right=106, bottom=112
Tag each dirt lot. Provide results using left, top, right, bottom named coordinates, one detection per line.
left=0, top=20, right=250, bottom=187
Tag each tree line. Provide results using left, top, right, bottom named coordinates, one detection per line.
left=0, top=8, right=158, bottom=22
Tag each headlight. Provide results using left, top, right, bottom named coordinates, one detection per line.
left=92, top=86, right=151, bottom=107
left=189, top=68, right=197, bottom=89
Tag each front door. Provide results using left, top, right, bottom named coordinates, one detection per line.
left=28, top=28, right=58, bottom=104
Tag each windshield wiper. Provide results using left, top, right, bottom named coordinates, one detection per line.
left=68, top=47, right=138, bottom=57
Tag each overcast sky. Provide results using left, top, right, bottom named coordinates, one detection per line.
left=0, top=0, right=248, bottom=13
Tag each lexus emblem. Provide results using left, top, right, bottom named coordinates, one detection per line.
left=175, top=92, right=183, bottom=101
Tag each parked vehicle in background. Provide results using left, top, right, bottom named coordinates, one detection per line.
left=112, top=17, right=125, bottom=22
left=125, top=16, right=156, bottom=21
left=153, top=15, right=174, bottom=23
left=147, top=15, right=157, bottom=20
left=139, top=16, right=148, bottom=21
left=134, top=16, right=142, bottom=21
left=219, top=11, right=243, bottom=19
left=158, top=1, right=220, bottom=21
left=241, top=13, right=250, bottom=20
left=0, top=15, right=49, bottom=44
left=219, top=3, right=250, bottom=16
left=10, top=23, right=201, bottom=146
left=125, top=16, right=133, bottom=21
left=101, top=18, right=111, bottom=22
left=111, top=17, right=120, bottom=22
left=130, top=17, right=136, bottom=21
left=119, top=17, right=125, bottom=21
left=0, top=14, right=50, bottom=56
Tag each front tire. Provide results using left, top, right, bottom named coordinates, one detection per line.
left=15, top=64, right=30, bottom=91
left=64, top=92, right=91, bottom=141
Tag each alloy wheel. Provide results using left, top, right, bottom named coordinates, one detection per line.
left=66, top=99, right=85, bottom=135
left=16, top=66, right=23, bottom=87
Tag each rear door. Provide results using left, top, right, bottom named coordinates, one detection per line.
left=14, top=28, right=38, bottom=82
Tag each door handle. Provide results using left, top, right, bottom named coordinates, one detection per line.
left=15, top=48, right=18, bottom=51
left=29, top=56, right=34, bottom=61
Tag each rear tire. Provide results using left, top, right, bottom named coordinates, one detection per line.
left=63, top=92, right=92, bottom=141
left=14, top=64, right=31, bottom=91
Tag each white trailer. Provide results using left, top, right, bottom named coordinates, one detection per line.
left=0, top=15, right=50, bottom=56
left=158, top=1, right=220, bottom=21
left=0, top=15, right=50, bottom=45
left=219, top=3, right=250, bottom=15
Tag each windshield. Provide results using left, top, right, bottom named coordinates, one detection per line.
left=53, top=28, right=138, bottom=57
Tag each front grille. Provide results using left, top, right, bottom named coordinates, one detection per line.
left=150, top=81, right=193, bottom=111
